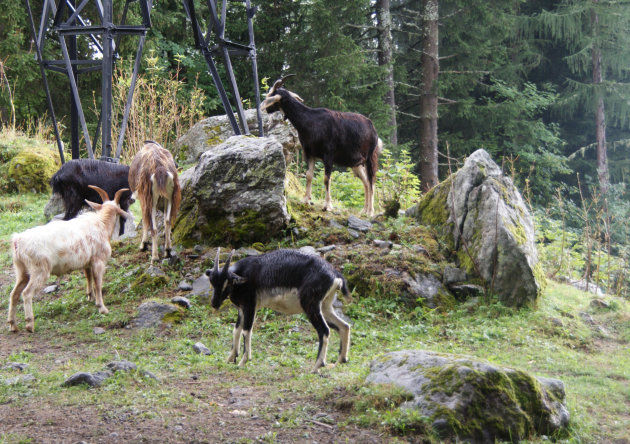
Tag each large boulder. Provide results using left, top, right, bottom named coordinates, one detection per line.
left=173, top=136, right=289, bottom=246
left=174, top=109, right=300, bottom=164
left=367, top=350, right=569, bottom=443
left=407, top=149, right=544, bottom=307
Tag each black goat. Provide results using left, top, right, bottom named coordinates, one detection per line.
left=261, top=75, right=383, bottom=216
left=206, top=248, right=352, bottom=371
left=50, top=159, right=133, bottom=236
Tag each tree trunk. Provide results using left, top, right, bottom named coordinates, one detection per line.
left=376, top=0, right=397, bottom=146
left=591, top=3, right=609, bottom=197
left=418, top=0, right=439, bottom=191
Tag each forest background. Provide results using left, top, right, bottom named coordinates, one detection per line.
left=0, top=0, right=629, bottom=295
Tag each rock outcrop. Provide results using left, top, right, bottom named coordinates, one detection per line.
left=367, top=350, right=569, bottom=443
left=173, top=136, right=289, bottom=247
left=407, top=149, right=543, bottom=306
left=174, top=109, right=300, bottom=164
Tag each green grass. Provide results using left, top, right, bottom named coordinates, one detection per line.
left=1, top=191, right=629, bottom=443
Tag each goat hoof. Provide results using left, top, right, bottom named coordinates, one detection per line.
left=98, top=307, right=109, bottom=315
left=25, top=324, right=34, bottom=333
left=165, top=249, right=172, bottom=258
left=8, top=322, right=18, bottom=333
left=141, top=242, right=150, bottom=251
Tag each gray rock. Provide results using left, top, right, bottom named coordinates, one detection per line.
left=550, top=317, right=564, bottom=327
left=407, top=149, right=542, bottom=307
left=142, top=370, right=158, bottom=380
left=63, top=370, right=112, bottom=387
left=347, top=215, right=372, bottom=232
left=3, top=362, right=28, bottom=371
left=403, top=272, right=452, bottom=308
left=146, top=266, right=167, bottom=277
left=112, top=210, right=137, bottom=241
left=329, top=219, right=344, bottom=230
left=106, top=360, right=137, bottom=372
left=42, top=284, right=58, bottom=294
left=579, top=312, right=595, bottom=325
left=171, top=296, right=191, bottom=309
left=132, top=301, right=182, bottom=329
left=412, top=245, right=428, bottom=255
left=3, top=374, right=36, bottom=385
left=347, top=229, right=360, bottom=239
left=373, top=240, right=393, bottom=249
left=317, top=245, right=336, bottom=253
left=190, top=274, right=211, bottom=300
left=178, top=280, right=193, bottom=291
left=367, top=350, right=569, bottom=442
left=93, top=327, right=106, bottom=335
left=235, top=247, right=261, bottom=257
left=173, top=136, right=289, bottom=246
left=448, top=284, right=484, bottom=300
left=566, top=278, right=605, bottom=296
left=174, top=109, right=300, bottom=164
left=590, top=298, right=610, bottom=309
left=443, top=266, right=467, bottom=285
left=299, top=246, right=318, bottom=256
left=193, top=342, right=211, bottom=355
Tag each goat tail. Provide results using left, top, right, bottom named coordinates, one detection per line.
left=337, top=273, right=353, bottom=304
left=366, top=137, right=383, bottom=187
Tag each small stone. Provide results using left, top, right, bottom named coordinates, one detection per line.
left=347, top=215, right=372, bottom=232
left=347, top=229, right=360, bottom=239
left=63, top=371, right=112, bottom=387
left=190, top=274, right=211, bottom=299
left=171, top=296, right=191, bottom=309
left=579, top=312, right=595, bottom=325
left=42, top=285, right=58, bottom=294
left=188, top=254, right=200, bottom=259
left=317, top=245, right=336, bottom=253
left=412, top=245, right=428, bottom=255
left=106, top=360, right=137, bottom=372
left=373, top=240, right=392, bottom=249
left=142, top=370, right=158, bottom=380
left=329, top=219, right=344, bottom=229
left=550, top=318, right=564, bottom=327
left=3, top=362, right=28, bottom=371
left=93, top=327, right=106, bottom=335
left=443, top=267, right=467, bottom=285
left=299, top=246, right=318, bottom=256
left=194, top=245, right=204, bottom=253
left=178, top=280, right=193, bottom=291
left=146, top=266, right=166, bottom=277
left=3, top=374, right=36, bottom=385
left=193, top=342, right=211, bottom=355
left=590, top=299, right=610, bottom=309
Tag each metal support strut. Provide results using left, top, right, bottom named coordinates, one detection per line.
left=24, top=0, right=263, bottom=163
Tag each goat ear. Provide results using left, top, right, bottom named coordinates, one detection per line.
left=288, top=91, right=304, bottom=103
left=85, top=199, right=102, bottom=211
left=229, top=271, right=247, bottom=285
left=260, top=94, right=282, bottom=111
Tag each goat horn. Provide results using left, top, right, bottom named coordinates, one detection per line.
left=88, top=185, right=110, bottom=202
left=113, top=188, right=129, bottom=205
left=223, top=249, right=235, bottom=273
left=213, top=247, right=221, bottom=275
left=288, top=91, right=304, bottom=103
left=260, top=94, right=282, bottom=110
left=268, top=73, right=296, bottom=96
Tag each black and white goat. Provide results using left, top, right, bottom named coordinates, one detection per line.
left=261, top=75, right=383, bottom=216
left=50, top=159, right=133, bottom=236
left=206, top=249, right=352, bottom=371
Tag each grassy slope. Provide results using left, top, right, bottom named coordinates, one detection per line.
left=0, top=191, right=628, bottom=443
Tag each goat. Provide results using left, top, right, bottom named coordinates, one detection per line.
left=205, top=248, right=351, bottom=371
left=128, top=141, right=181, bottom=262
left=8, top=186, right=129, bottom=333
left=50, top=159, right=133, bottom=236
left=261, top=75, right=383, bottom=216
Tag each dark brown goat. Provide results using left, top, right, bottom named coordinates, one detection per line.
left=128, top=141, right=181, bottom=262
left=261, top=75, right=382, bottom=216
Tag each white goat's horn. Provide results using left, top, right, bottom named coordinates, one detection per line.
left=268, top=73, right=296, bottom=96
left=88, top=185, right=110, bottom=202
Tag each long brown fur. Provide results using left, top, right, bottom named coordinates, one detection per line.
left=128, top=142, right=181, bottom=261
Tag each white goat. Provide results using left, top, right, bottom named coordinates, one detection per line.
left=8, top=185, right=129, bottom=333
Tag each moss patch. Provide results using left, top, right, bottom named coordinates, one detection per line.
left=131, top=272, right=170, bottom=293
left=8, top=145, right=62, bottom=193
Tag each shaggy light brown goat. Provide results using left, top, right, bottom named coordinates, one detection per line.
left=128, top=141, right=181, bottom=262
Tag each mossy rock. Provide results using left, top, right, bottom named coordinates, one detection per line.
left=131, top=271, right=170, bottom=293
left=8, top=146, right=62, bottom=193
